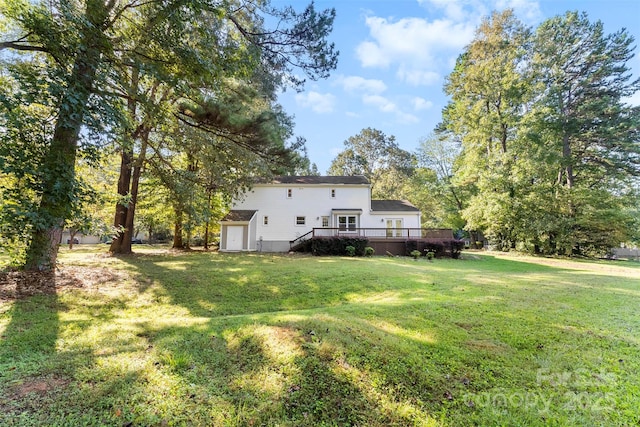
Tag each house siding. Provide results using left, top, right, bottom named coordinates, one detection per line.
left=233, top=183, right=372, bottom=242
left=221, top=177, right=421, bottom=252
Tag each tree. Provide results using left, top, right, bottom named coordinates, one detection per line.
left=328, top=128, right=415, bottom=199
left=443, top=9, right=640, bottom=255
left=410, top=131, right=466, bottom=230
left=105, top=1, right=337, bottom=254
left=524, top=11, right=640, bottom=254
left=1, top=0, right=338, bottom=268
left=444, top=9, right=532, bottom=250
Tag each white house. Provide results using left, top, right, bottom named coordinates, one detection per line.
left=219, top=176, right=422, bottom=252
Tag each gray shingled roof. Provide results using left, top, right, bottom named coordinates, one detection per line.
left=371, top=200, right=420, bottom=212
left=267, top=175, right=370, bottom=185
left=221, top=210, right=257, bottom=222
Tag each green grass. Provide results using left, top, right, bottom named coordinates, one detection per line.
left=1, top=246, right=639, bottom=426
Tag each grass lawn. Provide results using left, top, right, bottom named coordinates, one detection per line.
left=1, top=246, right=639, bottom=426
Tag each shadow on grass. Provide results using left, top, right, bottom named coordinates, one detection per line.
left=0, top=273, right=148, bottom=426
left=0, top=272, right=61, bottom=419
left=132, top=313, right=448, bottom=425
left=2, top=251, right=626, bottom=425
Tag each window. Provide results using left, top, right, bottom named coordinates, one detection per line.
left=338, top=215, right=357, bottom=231
left=321, top=216, right=330, bottom=227
left=287, top=188, right=292, bottom=198
left=330, top=189, right=336, bottom=198
left=386, top=219, right=403, bottom=237
left=263, top=216, right=269, bottom=226
left=296, top=216, right=306, bottom=226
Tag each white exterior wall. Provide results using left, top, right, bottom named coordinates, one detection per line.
left=231, top=183, right=421, bottom=250
left=233, top=183, right=371, bottom=242
left=368, top=211, right=422, bottom=229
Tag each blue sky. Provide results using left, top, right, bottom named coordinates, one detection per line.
left=275, top=0, right=640, bottom=174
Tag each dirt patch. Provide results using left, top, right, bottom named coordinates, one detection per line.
left=12, top=376, right=70, bottom=399
left=0, top=266, right=128, bottom=301
left=465, top=339, right=510, bottom=354
left=455, top=322, right=477, bottom=331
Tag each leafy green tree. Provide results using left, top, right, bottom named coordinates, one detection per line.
left=443, top=9, right=640, bottom=255
left=328, top=128, right=415, bottom=199
left=1, top=0, right=338, bottom=268
left=524, top=11, right=640, bottom=254
left=444, top=9, right=531, bottom=250
left=105, top=2, right=337, bottom=254
left=408, top=131, right=466, bottom=230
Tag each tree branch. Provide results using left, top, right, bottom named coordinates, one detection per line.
left=0, top=41, right=48, bottom=53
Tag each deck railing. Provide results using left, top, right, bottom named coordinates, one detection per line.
left=310, top=228, right=453, bottom=239
left=290, top=228, right=455, bottom=250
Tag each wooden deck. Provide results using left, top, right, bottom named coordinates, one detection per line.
left=290, top=228, right=455, bottom=254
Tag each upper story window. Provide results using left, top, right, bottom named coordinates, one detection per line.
left=330, top=189, right=336, bottom=198
left=295, top=216, right=306, bottom=226
left=287, top=188, right=292, bottom=198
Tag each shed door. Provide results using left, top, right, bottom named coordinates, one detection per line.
left=227, top=226, right=244, bottom=251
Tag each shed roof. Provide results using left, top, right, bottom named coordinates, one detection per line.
left=220, top=210, right=257, bottom=222
left=371, top=200, right=420, bottom=212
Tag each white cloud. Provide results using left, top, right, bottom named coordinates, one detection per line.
left=397, top=68, right=441, bottom=86
left=397, top=112, right=420, bottom=124
left=355, top=15, right=475, bottom=85
left=417, top=0, right=486, bottom=22
left=362, top=94, right=420, bottom=124
left=335, top=75, right=387, bottom=94
left=295, top=91, right=336, bottom=114
left=495, top=0, right=542, bottom=23
left=412, top=97, right=433, bottom=111
left=362, top=94, right=397, bottom=113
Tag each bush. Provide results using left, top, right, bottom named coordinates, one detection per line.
left=405, top=240, right=418, bottom=256
left=364, top=246, right=375, bottom=256
left=410, top=250, right=421, bottom=259
left=345, top=245, right=356, bottom=256
left=405, top=239, right=465, bottom=259
left=311, top=237, right=369, bottom=256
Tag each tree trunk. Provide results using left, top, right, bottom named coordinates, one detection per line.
left=110, top=68, right=139, bottom=254
left=111, top=123, right=150, bottom=254
left=68, top=230, right=78, bottom=250
left=562, top=133, right=574, bottom=189
left=24, top=19, right=105, bottom=271
left=173, top=207, right=184, bottom=249
left=110, top=147, right=133, bottom=253
left=204, top=192, right=211, bottom=250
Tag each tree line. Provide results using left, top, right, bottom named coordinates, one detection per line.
left=329, top=11, right=640, bottom=256
left=1, top=0, right=338, bottom=271
left=1, top=6, right=638, bottom=271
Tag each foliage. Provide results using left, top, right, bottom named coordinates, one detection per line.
left=364, top=246, right=375, bottom=257
left=1, top=0, right=339, bottom=269
left=444, top=10, right=640, bottom=256
left=410, top=250, right=421, bottom=259
left=409, top=131, right=467, bottom=229
left=327, top=128, right=415, bottom=199
left=405, top=239, right=465, bottom=259
left=311, top=236, right=369, bottom=256
left=2, top=248, right=639, bottom=425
